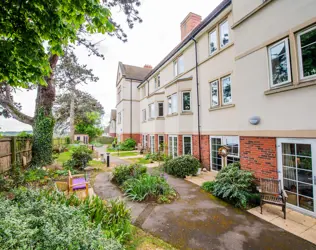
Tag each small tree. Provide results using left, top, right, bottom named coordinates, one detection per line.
left=75, top=112, right=103, bottom=142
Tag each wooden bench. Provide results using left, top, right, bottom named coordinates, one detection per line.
left=259, top=178, right=288, bottom=219
left=68, top=171, right=89, bottom=197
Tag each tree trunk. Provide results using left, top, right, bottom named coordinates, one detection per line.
left=69, top=93, right=75, bottom=143
left=31, top=54, right=58, bottom=167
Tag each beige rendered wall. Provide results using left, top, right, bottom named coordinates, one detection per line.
left=232, top=0, right=263, bottom=24
left=231, top=0, right=316, bottom=136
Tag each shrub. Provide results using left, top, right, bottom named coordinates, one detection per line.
left=202, top=181, right=215, bottom=193
left=210, top=162, right=255, bottom=208
left=24, top=168, right=48, bottom=182
left=122, top=174, right=176, bottom=202
left=164, top=155, right=200, bottom=178
left=112, top=164, right=147, bottom=185
left=68, top=145, right=93, bottom=169
left=0, top=189, right=123, bottom=249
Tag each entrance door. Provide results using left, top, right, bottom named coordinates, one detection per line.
left=150, top=135, right=155, bottom=154
left=277, top=138, right=316, bottom=216
left=168, top=135, right=178, bottom=158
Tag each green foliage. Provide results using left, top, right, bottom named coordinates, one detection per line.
left=16, top=131, right=33, bottom=138
left=75, top=112, right=103, bottom=141
left=65, top=145, right=93, bottom=170
left=1, top=0, right=115, bottom=87
left=122, top=174, right=176, bottom=203
left=94, top=136, right=114, bottom=145
left=164, top=155, right=200, bottom=178
left=0, top=163, right=25, bottom=191
left=24, top=168, right=48, bottom=183
left=144, top=153, right=167, bottom=162
left=121, top=138, right=136, bottom=150
left=0, top=189, right=122, bottom=249
left=65, top=136, right=71, bottom=144
left=201, top=181, right=215, bottom=193
left=31, top=108, right=55, bottom=167
left=206, top=162, right=256, bottom=208
left=112, top=164, right=147, bottom=185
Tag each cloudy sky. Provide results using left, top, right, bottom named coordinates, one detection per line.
left=0, top=0, right=222, bottom=132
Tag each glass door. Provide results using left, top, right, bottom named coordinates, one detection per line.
left=277, top=138, right=316, bottom=216
left=168, top=135, right=178, bottom=158
left=150, top=135, right=155, bottom=154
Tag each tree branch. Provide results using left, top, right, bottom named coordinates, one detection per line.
left=0, top=97, right=34, bottom=126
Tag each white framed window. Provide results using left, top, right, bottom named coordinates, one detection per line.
left=168, top=135, right=178, bottom=158
left=210, top=136, right=239, bottom=172
left=142, top=109, right=146, bottom=122
left=142, top=134, right=148, bottom=148
left=158, top=102, right=164, bottom=117
left=268, top=38, right=292, bottom=87
left=221, top=75, right=232, bottom=105
left=183, top=135, right=192, bottom=155
left=182, top=91, right=191, bottom=112
left=158, top=135, right=164, bottom=151
left=297, top=25, right=316, bottom=80
left=220, top=20, right=229, bottom=48
left=148, top=103, right=155, bottom=119
left=210, top=80, right=219, bottom=107
left=209, top=29, right=218, bottom=55
left=155, top=74, right=161, bottom=88
left=150, top=135, right=155, bottom=154
left=168, top=93, right=178, bottom=114
left=174, top=55, right=184, bottom=76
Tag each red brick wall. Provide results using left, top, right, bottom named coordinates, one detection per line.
left=178, top=135, right=183, bottom=156
left=121, top=134, right=141, bottom=144
left=240, top=136, right=278, bottom=179
left=192, top=135, right=210, bottom=170
left=109, top=133, right=116, bottom=138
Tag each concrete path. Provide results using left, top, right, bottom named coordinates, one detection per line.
left=93, top=169, right=315, bottom=250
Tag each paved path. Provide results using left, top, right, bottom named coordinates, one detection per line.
left=93, top=156, right=315, bottom=250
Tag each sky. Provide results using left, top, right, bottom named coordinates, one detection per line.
left=0, top=0, right=222, bottom=132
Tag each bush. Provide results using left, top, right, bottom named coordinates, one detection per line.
left=66, top=145, right=93, bottom=169
left=209, top=162, right=255, bottom=208
left=144, top=153, right=166, bottom=162
left=122, top=174, right=176, bottom=202
left=0, top=189, right=123, bottom=249
left=202, top=181, right=215, bottom=193
left=117, top=138, right=136, bottom=151
left=164, top=155, right=200, bottom=178
left=112, top=164, right=147, bottom=185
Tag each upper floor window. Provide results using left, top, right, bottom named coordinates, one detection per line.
left=149, top=103, right=155, bottom=119
left=210, top=75, right=232, bottom=108
left=182, top=91, right=191, bottom=112
left=158, top=102, right=164, bottom=117
left=142, top=109, right=146, bottom=122
left=209, top=29, right=218, bottom=55
left=155, top=75, right=161, bottom=89
left=220, top=20, right=229, bottom=48
left=174, top=55, right=184, bottom=76
left=297, top=25, right=316, bottom=80
left=168, top=93, right=178, bottom=114
left=268, top=38, right=291, bottom=87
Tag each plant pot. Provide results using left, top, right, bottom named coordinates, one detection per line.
left=197, top=168, right=201, bottom=175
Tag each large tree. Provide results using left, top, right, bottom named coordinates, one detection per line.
left=0, top=0, right=141, bottom=167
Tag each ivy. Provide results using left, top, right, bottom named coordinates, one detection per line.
left=31, top=108, right=55, bottom=167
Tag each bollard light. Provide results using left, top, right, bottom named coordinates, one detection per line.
left=106, top=152, right=110, bottom=167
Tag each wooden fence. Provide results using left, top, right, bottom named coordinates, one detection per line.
left=0, top=137, right=32, bottom=173
left=0, top=137, right=68, bottom=173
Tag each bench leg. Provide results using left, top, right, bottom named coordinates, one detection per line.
left=260, top=200, right=263, bottom=214
left=283, top=204, right=286, bottom=220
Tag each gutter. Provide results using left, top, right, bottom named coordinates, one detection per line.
left=192, top=37, right=202, bottom=163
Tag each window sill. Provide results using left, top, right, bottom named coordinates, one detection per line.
left=180, top=111, right=193, bottom=115
left=209, top=104, right=235, bottom=112
left=166, top=112, right=178, bottom=117
left=156, top=117, right=165, bottom=120
left=264, top=79, right=316, bottom=95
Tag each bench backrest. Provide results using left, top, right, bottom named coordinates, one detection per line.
left=260, top=178, right=281, bottom=195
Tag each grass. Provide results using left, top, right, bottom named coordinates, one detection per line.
left=126, top=226, right=177, bottom=250
left=111, top=151, right=139, bottom=157
left=88, top=160, right=105, bottom=168
left=125, top=157, right=153, bottom=165
left=56, top=151, right=72, bottom=164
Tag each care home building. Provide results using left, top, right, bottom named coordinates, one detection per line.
left=114, top=0, right=316, bottom=217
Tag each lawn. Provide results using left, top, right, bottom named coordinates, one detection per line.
left=125, top=157, right=153, bottom=165
left=111, top=151, right=139, bottom=157
left=56, top=151, right=71, bottom=164
left=127, top=225, right=177, bottom=250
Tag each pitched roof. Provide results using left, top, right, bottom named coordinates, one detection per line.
left=119, top=62, right=152, bottom=81
left=138, top=0, right=231, bottom=87
left=110, top=109, right=116, bottom=121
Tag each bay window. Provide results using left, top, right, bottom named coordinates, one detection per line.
left=158, top=102, right=164, bottom=117
left=148, top=103, right=155, bottom=119
left=268, top=38, right=292, bottom=87
left=168, top=93, right=178, bottom=114
left=297, top=25, right=316, bottom=80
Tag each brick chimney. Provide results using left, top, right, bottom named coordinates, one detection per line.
left=144, top=64, right=152, bottom=69
left=180, top=12, right=202, bottom=41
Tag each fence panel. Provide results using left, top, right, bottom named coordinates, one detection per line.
left=0, top=137, right=12, bottom=173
